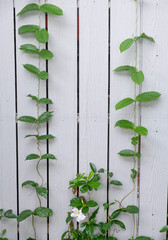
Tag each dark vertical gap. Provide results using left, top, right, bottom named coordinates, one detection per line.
left=137, top=0, right=143, bottom=236
left=45, top=13, right=49, bottom=240
left=107, top=0, right=111, bottom=232
left=77, top=1, right=80, bottom=230
left=13, top=3, right=20, bottom=240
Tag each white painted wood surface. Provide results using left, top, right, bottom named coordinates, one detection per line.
left=0, top=0, right=167, bottom=239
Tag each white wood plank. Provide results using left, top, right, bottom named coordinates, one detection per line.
left=79, top=0, right=109, bottom=223
left=110, top=0, right=139, bottom=239
left=0, top=1, right=17, bottom=239
left=139, top=0, right=168, bottom=239
left=48, top=0, right=77, bottom=239
left=15, top=0, right=48, bottom=239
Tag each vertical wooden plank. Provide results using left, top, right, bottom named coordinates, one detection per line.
left=48, top=0, right=77, bottom=239
left=139, top=0, right=168, bottom=239
left=15, top=0, right=47, bottom=239
left=0, top=1, right=17, bottom=239
left=79, top=0, right=109, bottom=222
left=110, top=0, right=138, bottom=238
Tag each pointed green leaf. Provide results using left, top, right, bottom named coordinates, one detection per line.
left=111, top=220, right=126, bottom=229
left=17, top=210, right=32, bottom=222
left=89, top=207, right=99, bottom=220
left=86, top=200, right=98, bottom=207
left=38, top=71, right=48, bottom=80
left=110, top=209, right=123, bottom=220
left=18, top=25, right=40, bottom=34
left=131, top=71, right=144, bottom=85
left=114, top=65, right=137, bottom=72
left=18, top=116, right=36, bottom=123
left=108, top=172, right=113, bottom=178
left=20, top=44, right=39, bottom=54
left=135, top=91, right=161, bottom=102
left=23, top=64, right=40, bottom=75
left=1, top=229, right=6, bottom=236
left=120, top=38, right=134, bottom=53
left=125, top=205, right=139, bottom=214
left=135, top=237, right=154, bottom=240
left=70, top=198, right=83, bottom=208
left=131, top=169, right=137, bottom=179
left=35, top=29, right=49, bottom=43
left=39, top=49, right=53, bottom=60
left=41, top=154, right=56, bottom=160
left=36, top=187, right=48, bottom=199
left=134, top=126, right=148, bottom=136
left=160, top=225, right=168, bottom=232
left=33, top=207, right=52, bottom=217
left=115, top=120, right=135, bottom=129
left=88, top=181, right=101, bottom=189
left=131, top=136, right=139, bottom=146
left=26, top=154, right=40, bottom=160
left=38, top=98, right=53, bottom=104
left=40, top=4, right=63, bottom=15
left=27, top=94, right=38, bottom=102
left=115, top=98, right=134, bottom=110
left=22, top=180, right=38, bottom=188
left=89, top=162, right=97, bottom=173
left=110, top=180, right=122, bottom=186
left=4, top=210, right=17, bottom=219
left=17, top=3, right=39, bottom=16
left=38, top=111, right=53, bottom=123
left=38, top=134, right=56, bottom=140
left=118, top=149, right=135, bottom=157
left=139, top=33, right=155, bottom=43
left=25, top=135, right=38, bottom=139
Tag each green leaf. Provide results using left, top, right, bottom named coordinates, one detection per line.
left=107, top=237, right=118, bottom=240
left=82, top=207, right=89, bottom=214
left=23, top=64, right=40, bottom=75
left=25, top=135, right=38, bottom=139
left=17, top=3, right=39, bottom=16
left=39, top=49, right=53, bottom=60
left=4, top=210, right=17, bottom=219
left=111, top=219, right=126, bottom=229
left=17, top=210, right=32, bottom=222
left=86, top=201, right=98, bottom=207
left=38, top=111, right=53, bottom=123
left=38, top=134, right=56, bottom=140
left=115, top=98, right=134, bottom=110
left=35, top=29, right=49, bottom=43
left=108, top=172, right=113, bottom=178
left=70, top=198, right=83, bottom=208
left=131, top=71, right=144, bottom=85
left=88, top=181, right=101, bottom=189
left=36, top=187, right=48, bottom=199
left=135, top=91, right=161, bottom=102
left=27, top=238, right=36, bottom=240
left=40, top=4, right=63, bottom=15
left=125, top=205, right=139, bottom=214
left=26, top=154, right=40, bottom=160
left=131, top=136, right=139, bottom=146
left=98, top=168, right=104, bottom=173
left=139, top=33, right=155, bottom=43
left=18, top=116, right=36, bottom=123
left=66, top=214, right=72, bottom=224
left=41, top=154, right=56, bottom=160
left=27, top=94, right=38, bottom=102
left=103, top=203, right=109, bottom=210
left=110, top=180, right=122, bottom=186
left=135, top=237, right=154, bottom=240
left=38, top=98, right=53, bottom=104
left=89, top=207, right=99, bottom=220
left=22, top=180, right=38, bottom=188
left=18, top=25, right=40, bottom=34
left=20, top=44, right=39, bottom=54
left=33, top=207, right=52, bottom=217
left=160, top=225, right=168, bottom=232
left=1, top=229, right=6, bottom=236
left=120, top=38, right=134, bottom=53
left=134, top=126, right=148, bottom=136
left=131, top=169, right=137, bottom=179
left=80, top=185, right=89, bottom=193
left=110, top=209, right=123, bottom=219
left=114, top=65, right=137, bottom=72
left=115, top=120, right=135, bottom=129
left=89, top=162, right=97, bottom=173
left=38, top=71, right=48, bottom=80
left=118, top=149, right=135, bottom=157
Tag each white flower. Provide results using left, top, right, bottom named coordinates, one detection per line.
left=71, top=208, right=86, bottom=222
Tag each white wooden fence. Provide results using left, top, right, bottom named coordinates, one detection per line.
left=0, top=0, right=168, bottom=239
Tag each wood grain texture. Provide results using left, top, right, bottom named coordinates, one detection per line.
left=0, top=1, right=17, bottom=239
left=48, top=0, right=77, bottom=239
left=79, top=0, right=109, bottom=223
left=139, top=0, right=168, bottom=239
left=110, top=0, right=139, bottom=238
left=15, top=0, right=47, bottom=239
